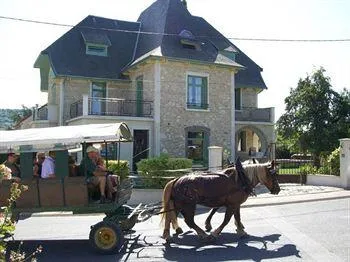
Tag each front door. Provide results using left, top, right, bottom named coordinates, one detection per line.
left=133, top=130, right=149, bottom=171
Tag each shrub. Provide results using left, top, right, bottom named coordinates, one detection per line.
left=137, top=154, right=192, bottom=188
left=107, top=160, right=130, bottom=181
left=327, top=147, right=340, bottom=176
left=299, top=164, right=318, bottom=175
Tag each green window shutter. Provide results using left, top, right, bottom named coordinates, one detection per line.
left=136, top=76, right=143, bottom=116
left=201, top=77, right=208, bottom=109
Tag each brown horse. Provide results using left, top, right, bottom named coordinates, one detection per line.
left=161, top=161, right=280, bottom=242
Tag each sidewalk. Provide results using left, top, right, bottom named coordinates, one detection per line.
left=243, top=183, right=350, bottom=208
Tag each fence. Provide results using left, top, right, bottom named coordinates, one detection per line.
left=276, top=159, right=313, bottom=175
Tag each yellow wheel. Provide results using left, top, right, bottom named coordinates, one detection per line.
left=89, top=221, right=123, bottom=254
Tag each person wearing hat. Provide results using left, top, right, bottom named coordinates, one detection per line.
left=80, top=146, right=112, bottom=204
left=3, top=153, right=21, bottom=183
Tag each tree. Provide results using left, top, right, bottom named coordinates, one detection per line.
left=277, top=68, right=350, bottom=167
left=9, top=105, right=33, bottom=128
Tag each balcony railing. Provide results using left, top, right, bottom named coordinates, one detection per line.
left=70, top=96, right=153, bottom=119
left=235, top=107, right=274, bottom=122
left=33, top=104, right=48, bottom=121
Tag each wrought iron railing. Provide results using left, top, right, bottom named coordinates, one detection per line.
left=33, top=104, right=48, bottom=121
left=70, top=97, right=153, bottom=119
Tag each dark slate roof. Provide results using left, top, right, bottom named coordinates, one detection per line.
left=35, top=15, right=140, bottom=79
left=135, top=0, right=267, bottom=89
left=81, top=31, right=112, bottom=46
left=35, top=0, right=266, bottom=89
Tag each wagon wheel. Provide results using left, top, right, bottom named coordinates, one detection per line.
left=89, top=221, right=124, bottom=254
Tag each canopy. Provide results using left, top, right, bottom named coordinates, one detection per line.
left=0, top=122, right=132, bottom=153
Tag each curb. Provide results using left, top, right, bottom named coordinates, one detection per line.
left=242, top=191, right=350, bottom=208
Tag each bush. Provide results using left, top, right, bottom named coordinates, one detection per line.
left=136, top=154, right=192, bottom=188
left=327, top=147, right=340, bottom=176
left=299, top=164, right=318, bottom=175
left=107, top=160, right=130, bottom=181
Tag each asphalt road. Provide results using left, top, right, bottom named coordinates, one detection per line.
left=10, top=198, right=350, bottom=261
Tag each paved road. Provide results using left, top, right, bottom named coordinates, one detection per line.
left=10, top=197, right=350, bottom=261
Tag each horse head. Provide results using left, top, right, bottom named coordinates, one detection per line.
left=256, top=161, right=280, bottom=195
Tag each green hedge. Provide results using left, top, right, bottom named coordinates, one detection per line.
left=136, top=154, right=192, bottom=188
left=106, top=160, right=130, bottom=181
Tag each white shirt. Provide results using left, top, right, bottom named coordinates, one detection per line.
left=41, top=156, right=55, bottom=178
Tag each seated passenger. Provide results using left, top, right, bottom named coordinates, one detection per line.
left=80, top=146, right=113, bottom=204
left=41, top=151, right=56, bottom=179
left=33, top=152, right=45, bottom=178
left=3, top=153, right=21, bottom=183
left=68, top=155, right=77, bottom=177
left=96, top=157, right=118, bottom=200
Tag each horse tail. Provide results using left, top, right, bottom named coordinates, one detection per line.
left=160, top=178, right=177, bottom=226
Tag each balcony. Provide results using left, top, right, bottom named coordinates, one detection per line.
left=235, top=107, right=274, bottom=123
left=69, top=96, right=153, bottom=119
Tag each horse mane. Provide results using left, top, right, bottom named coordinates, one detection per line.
left=223, top=162, right=269, bottom=196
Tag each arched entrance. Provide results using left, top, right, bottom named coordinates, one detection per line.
left=235, top=125, right=268, bottom=161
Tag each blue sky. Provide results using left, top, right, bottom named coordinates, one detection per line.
left=0, top=0, right=349, bottom=120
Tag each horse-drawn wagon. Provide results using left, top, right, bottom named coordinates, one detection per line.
left=0, top=122, right=160, bottom=254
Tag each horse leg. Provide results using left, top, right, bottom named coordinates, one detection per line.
left=233, top=207, right=247, bottom=236
left=205, top=207, right=219, bottom=232
left=172, top=211, right=183, bottom=235
left=181, top=205, right=209, bottom=241
left=211, top=206, right=234, bottom=238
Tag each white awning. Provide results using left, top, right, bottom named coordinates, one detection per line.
left=0, top=122, right=132, bottom=153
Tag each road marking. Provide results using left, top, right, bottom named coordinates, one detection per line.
left=255, top=207, right=343, bottom=262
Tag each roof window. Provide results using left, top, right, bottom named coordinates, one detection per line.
left=81, top=31, right=111, bottom=57
left=179, top=30, right=200, bottom=50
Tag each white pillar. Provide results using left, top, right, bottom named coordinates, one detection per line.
left=82, top=94, right=89, bottom=116
left=230, top=71, right=236, bottom=162
left=208, top=146, right=223, bottom=172
left=59, top=78, right=65, bottom=126
left=154, top=61, right=161, bottom=156
left=339, top=138, right=350, bottom=189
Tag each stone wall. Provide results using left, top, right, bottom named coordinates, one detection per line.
left=159, top=60, right=233, bottom=158
left=241, top=88, right=258, bottom=108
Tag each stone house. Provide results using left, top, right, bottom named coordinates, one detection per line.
left=31, top=0, right=275, bottom=169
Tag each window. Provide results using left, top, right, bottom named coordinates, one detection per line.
left=91, top=82, right=106, bottom=115
left=235, top=88, right=242, bottom=110
left=187, top=75, right=208, bottom=109
left=86, top=44, right=108, bottom=56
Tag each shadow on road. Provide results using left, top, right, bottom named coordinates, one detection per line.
left=162, top=233, right=301, bottom=262
left=7, top=232, right=301, bottom=261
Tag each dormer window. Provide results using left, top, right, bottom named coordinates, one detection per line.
left=179, top=29, right=200, bottom=51
left=81, top=31, right=111, bottom=57
left=86, top=44, right=108, bottom=56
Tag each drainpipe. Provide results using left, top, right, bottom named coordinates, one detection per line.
left=154, top=61, right=161, bottom=156
left=230, top=71, right=236, bottom=162
left=59, top=78, right=66, bottom=126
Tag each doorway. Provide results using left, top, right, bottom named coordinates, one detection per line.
left=133, top=130, right=149, bottom=171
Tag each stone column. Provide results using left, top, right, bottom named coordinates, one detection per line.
left=339, top=138, right=350, bottom=189
left=208, top=146, right=223, bottom=172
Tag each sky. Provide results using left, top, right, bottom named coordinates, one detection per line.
left=0, top=0, right=349, bottom=120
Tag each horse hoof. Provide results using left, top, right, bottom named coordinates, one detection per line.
left=175, top=227, right=183, bottom=235
left=165, top=237, right=174, bottom=244
left=236, top=229, right=248, bottom=238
